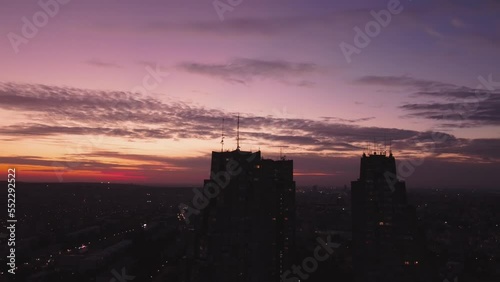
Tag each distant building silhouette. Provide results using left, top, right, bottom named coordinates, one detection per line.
left=351, top=152, right=424, bottom=282
left=189, top=149, right=296, bottom=282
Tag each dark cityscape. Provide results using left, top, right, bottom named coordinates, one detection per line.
left=1, top=148, right=499, bottom=281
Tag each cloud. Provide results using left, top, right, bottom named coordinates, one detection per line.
left=80, top=0, right=500, bottom=60
left=1, top=80, right=499, bottom=187
left=141, top=12, right=364, bottom=37
left=451, top=18, right=466, bottom=28
left=354, top=75, right=455, bottom=90
left=1, top=81, right=499, bottom=163
left=177, top=58, right=320, bottom=85
left=0, top=154, right=209, bottom=185
left=320, top=116, right=375, bottom=123
left=295, top=80, right=316, bottom=88
left=354, top=75, right=500, bottom=126
left=85, top=58, right=123, bottom=68
left=402, top=88, right=500, bottom=127
left=440, top=138, right=500, bottom=161
left=0, top=155, right=126, bottom=170
left=0, top=82, right=225, bottom=139
left=145, top=18, right=299, bottom=36
left=400, top=94, right=500, bottom=126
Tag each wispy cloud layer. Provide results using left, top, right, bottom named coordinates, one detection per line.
left=355, top=75, right=500, bottom=127
left=177, top=58, right=320, bottom=85
left=354, top=75, right=456, bottom=90
left=85, top=58, right=123, bottom=68
left=1, top=81, right=498, bottom=164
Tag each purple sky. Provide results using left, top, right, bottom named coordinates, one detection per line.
left=1, top=0, right=499, bottom=188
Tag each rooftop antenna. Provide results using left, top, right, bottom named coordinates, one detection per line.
left=236, top=114, right=241, bottom=150
left=384, top=136, right=387, bottom=155
left=279, top=146, right=287, bottom=160
left=389, top=139, right=393, bottom=155
left=220, top=118, right=225, bottom=152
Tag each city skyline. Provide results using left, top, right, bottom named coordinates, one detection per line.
left=1, top=0, right=499, bottom=187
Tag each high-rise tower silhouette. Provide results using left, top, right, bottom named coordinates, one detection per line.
left=189, top=149, right=296, bottom=282
left=351, top=152, right=424, bottom=282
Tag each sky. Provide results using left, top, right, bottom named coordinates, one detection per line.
left=0, top=0, right=499, bottom=188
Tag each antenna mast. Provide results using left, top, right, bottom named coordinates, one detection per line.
left=236, top=114, right=240, bottom=150
left=383, top=136, right=386, bottom=155
left=221, top=118, right=225, bottom=152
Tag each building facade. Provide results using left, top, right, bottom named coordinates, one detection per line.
left=191, top=149, right=295, bottom=282
left=351, top=152, right=424, bottom=282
